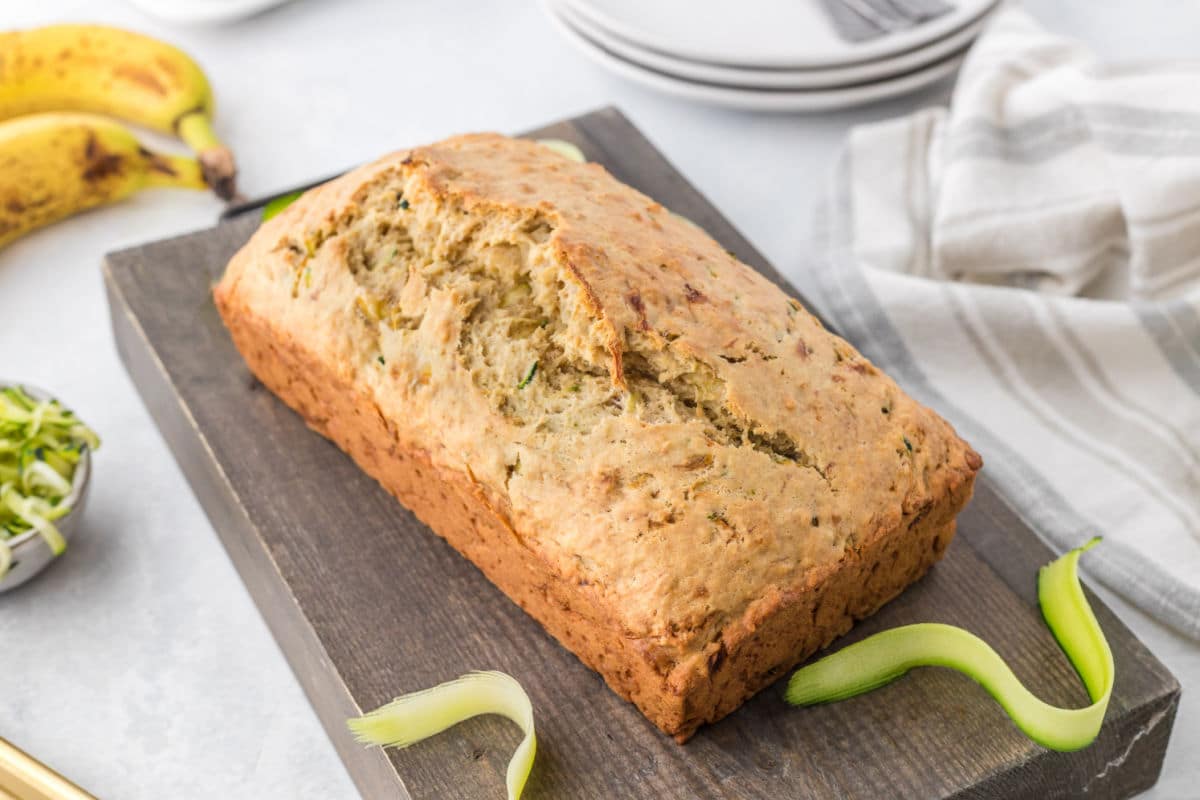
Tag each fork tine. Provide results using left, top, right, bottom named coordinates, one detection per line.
left=881, top=0, right=956, bottom=23
left=820, top=0, right=951, bottom=42
left=838, top=0, right=912, bottom=29
left=818, top=0, right=892, bottom=41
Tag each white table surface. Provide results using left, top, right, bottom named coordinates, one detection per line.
left=1, top=1, right=1196, bottom=797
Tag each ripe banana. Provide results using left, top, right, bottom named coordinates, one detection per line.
left=0, top=112, right=206, bottom=249
left=0, top=25, right=237, bottom=199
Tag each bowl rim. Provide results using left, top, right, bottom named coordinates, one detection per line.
left=0, top=382, right=93, bottom=552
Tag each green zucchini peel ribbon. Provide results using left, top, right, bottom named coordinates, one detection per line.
left=786, top=538, right=1112, bottom=752
left=535, top=138, right=586, bottom=163
left=261, top=190, right=303, bottom=222
left=349, top=671, right=536, bottom=799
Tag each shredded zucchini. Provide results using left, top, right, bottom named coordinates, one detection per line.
left=0, top=386, right=100, bottom=576
left=517, top=361, right=538, bottom=390
left=786, top=538, right=1112, bottom=752
left=349, top=671, right=536, bottom=799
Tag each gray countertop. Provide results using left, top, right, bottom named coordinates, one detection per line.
left=1, top=1, right=1195, bottom=797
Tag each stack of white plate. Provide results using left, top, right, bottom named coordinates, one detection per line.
left=543, top=0, right=1000, bottom=112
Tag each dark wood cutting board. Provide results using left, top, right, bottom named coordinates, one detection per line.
left=103, top=107, right=1179, bottom=800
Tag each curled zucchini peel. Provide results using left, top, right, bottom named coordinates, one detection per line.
left=349, top=670, right=536, bottom=799
left=535, top=138, right=586, bottom=163
left=786, top=538, right=1112, bottom=752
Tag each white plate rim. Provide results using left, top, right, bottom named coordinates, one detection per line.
left=544, top=0, right=966, bottom=113
left=554, top=0, right=991, bottom=89
left=563, top=0, right=996, bottom=69
left=124, top=0, right=295, bottom=25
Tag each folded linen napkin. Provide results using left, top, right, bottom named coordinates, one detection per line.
left=810, top=7, right=1200, bottom=638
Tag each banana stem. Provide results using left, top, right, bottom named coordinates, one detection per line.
left=176, top=111, right=220, bottom=150
left=176, top=111, right=237, bottom=200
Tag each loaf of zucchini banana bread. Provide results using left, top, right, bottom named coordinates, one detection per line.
left=214, top=133, right=981, bottom=741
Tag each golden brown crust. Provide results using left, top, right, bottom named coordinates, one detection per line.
left=218, top=301, right=690, bottom=728
left=218, top=299, right=971, bottom=741
left=214, top=133, right=981, bottom=740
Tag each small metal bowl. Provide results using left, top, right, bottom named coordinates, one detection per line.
left=0, top=383, right=93, bottom=594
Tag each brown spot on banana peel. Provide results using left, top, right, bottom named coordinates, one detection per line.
left=5, top=196, right=48, bottom=214
left=138, top=146, right=178, bottom=177
left=113, top=63, right=168, bottom=95
left=81, top=133, right=127, bottom=182
left=154, top=54, right=181, bottom=80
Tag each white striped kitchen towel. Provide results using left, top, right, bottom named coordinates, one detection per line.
left=810, top=7, right=1200, bottom=638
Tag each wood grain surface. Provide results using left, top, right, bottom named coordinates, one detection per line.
left=103, top=107, right=1178, bottom=800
